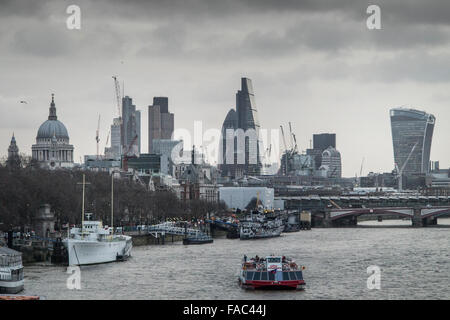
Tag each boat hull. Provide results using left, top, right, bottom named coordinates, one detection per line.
left=62, top=237, right=132, bottom=266
left=183, top=238, right=214, bottom=245
left=0, top=279, right=24, bottom=294
left=239, top=278, right=305, bottom=290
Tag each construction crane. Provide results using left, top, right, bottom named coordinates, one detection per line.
left=112, top=76, right=122, bottom=120
left=360, top=157, right=365, bottom=177
left=96, top=114, right=101, bottom=160
left=105, top=128, right=111, bottom=149
left=292, top=133, right=298, bottom=153
left=280, top=125, right=288, bottom=155
left=288, top=122, right=294, bottom=151
left=112, top=76, right=124, bottom=156
left=122, top=134, right=138, bottom=172
left=280, top=125, right=289, bottom=175
left=263, top=144, right=272, bottom=168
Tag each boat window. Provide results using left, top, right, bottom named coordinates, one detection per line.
left=267, top=257, right=281, bottom=263
left=268, top=272, right=275, bottom=281
left=282, top=272, right=289, bottom=281
left=253, top=272, right=261, bottom=280
left=295, top=271, right=303, bottom=280
left=261, top=272, right=268, bottom=280
left=246, top=272, right=254, bottom=280
left=289, top=272, right=297, bottom=280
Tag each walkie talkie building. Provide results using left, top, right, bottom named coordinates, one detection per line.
left=390, top=108, right=435, bottom=176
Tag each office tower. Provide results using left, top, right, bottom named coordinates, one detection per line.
left=321, top=147, right=342, bottom=178
left=390, top=108, right=435, bottom=175
left=313, top=133, right=336, bottom=150
left=152, top=139, right=183, bottom=176
left=219, top=109, right=239, bottom=178
left=307, top=133, right=337, bottom=170
left=219, top=77, right=262, bottom=178
left=122, top=96, right=141, bottom=155
left=105, top=117, right=122, bottom=159
left=148, top=97, right=174, bottom=154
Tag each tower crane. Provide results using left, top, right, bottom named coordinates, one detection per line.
left=292, top=133, right=298, bottom=153
left=112, top=76, right=124, bottom=155
left=96, top=114, right=101, bottom=159
left=280, top=125, right=289, bottom=175
left=280, top=125, right=288, bottom=155
left=288, top=122, right=294, bottom=151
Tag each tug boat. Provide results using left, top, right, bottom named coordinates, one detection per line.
left=238, top=255, right=306, bottom=290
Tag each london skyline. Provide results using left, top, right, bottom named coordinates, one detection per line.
left=0, top=0, right=449, bottom=177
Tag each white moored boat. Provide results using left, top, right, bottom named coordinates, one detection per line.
left=62, top=173, right=132, bottom=266
left=63, top=220, right=132, bottom=266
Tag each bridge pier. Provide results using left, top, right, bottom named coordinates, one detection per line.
left=316, top=211, right=332, bottom=228
left=412, top=208, right=423, bottom=227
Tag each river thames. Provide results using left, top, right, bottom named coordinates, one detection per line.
left=22, top=219, right=450, bottom=300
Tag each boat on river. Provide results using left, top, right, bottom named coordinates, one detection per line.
left=62, top=219, right=132, bottom=265
left=183, top=234, right=213, bottom=245
left=62, top=174, right=132, bottom=266
left=0, top=246, right=24, bottom=294
left=238, top=255, right=306, bottom=290
left=239, top=210, right=284, bottom=240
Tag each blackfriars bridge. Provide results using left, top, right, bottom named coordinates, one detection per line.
left=279, top=195, right=450, bottom=227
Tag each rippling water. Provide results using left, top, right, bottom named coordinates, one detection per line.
left=23, top=219, right=450, bottom=300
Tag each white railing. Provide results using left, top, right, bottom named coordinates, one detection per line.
left=147, top=223, right=205, bottom=237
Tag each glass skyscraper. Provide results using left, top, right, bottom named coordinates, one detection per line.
left=390, top=108, right=435, bottom=176
left=219, top=78, right=262, bottom=178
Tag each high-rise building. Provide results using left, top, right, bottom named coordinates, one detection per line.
left=320, top=147, right=342, bottom=178
left=122, top=96, right=141, bottom=155
left=148, top=97, right=174, bottom=154
left=104, top=117, right=122, bottom=159
left=152, top=139, right=183, bottom=175
left=219, top=77, right=262, bottom=178
left=307, top=133, right=337, bottom=170
left=390, top=108, right=435, bottom=176
left=313, top=133, right=336, bottom=150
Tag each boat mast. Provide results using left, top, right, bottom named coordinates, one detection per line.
left=81, top=174, right=85, bottom=238
left=111, top=174, right=114, bottom=236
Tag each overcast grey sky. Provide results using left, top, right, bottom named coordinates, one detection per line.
left=0, top=0, right=449, bottom=176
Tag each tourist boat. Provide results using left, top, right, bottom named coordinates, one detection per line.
left=62, top=174, right=132, bottom=266
left=238, top=255, right=306, bottom=290
left=239, top=209, right=284, bottom=240
left=0, top=247, right=24, bottom=294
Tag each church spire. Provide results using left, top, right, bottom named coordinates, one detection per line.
left=48, top=93, right=57, bottom=120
